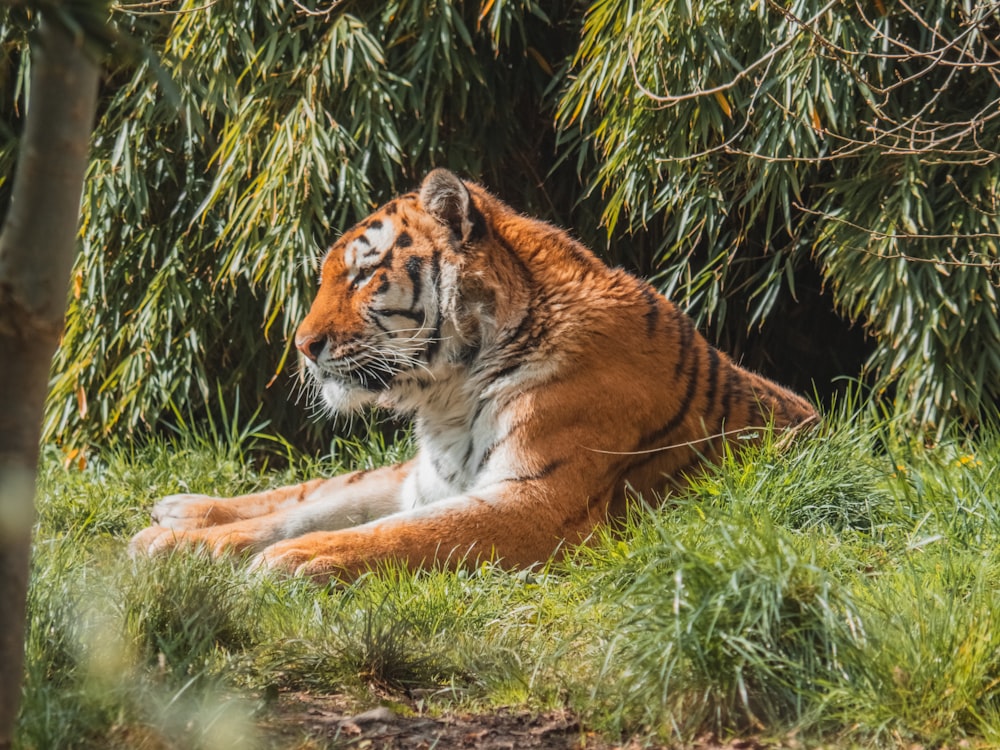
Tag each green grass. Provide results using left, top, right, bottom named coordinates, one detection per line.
left=17, top=409, right=1000, bottom=748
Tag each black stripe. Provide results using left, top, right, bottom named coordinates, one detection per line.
left=481, top=319, right=543, bottom=382
left=488, top=370, right=567, bottom=412
left=495, top=235, right=536, bottom=291
left=361, top=244, right=392, bottom=263
left=470, top=398, right=488, bottom=430
left=466, top=206, right=487, bottom=244
left=702, top=346, right=721, bottom=430
left=422, top=260, right=443, bottom=364
left=721, top=371, right=743, bottom=426
left=477, top=437, right=503, bottom=472
left=627, top=449, right=702, bottom=482
left=384, top=201, right=398, bottom=216
left=486, top=362, right=523, bottom=383
left=397, top=231, right=413, bottom=248
left=487, top=302, right=541, bottom=371
left=638, top=344, right=702, bottom=450
left=497, top=311, right=534, bottom=349
left=772, top=391, right=792, bottom=424
left=673, top=313, right=695, bottom=378
left=508, top=458, right=567, bottom=484
left=431, top=455, right=459, bottom=485
left=361, top=242, right=383, bottom=259
left=367, top=219, right=383, bottom=231
left=405, top=256, right=423, bottom=305
left=476, top=418, right=525, bottom=472
left=459, top=340, right=481, bottom=366
left=373, top=308, right=423, bottom=324
left=424, top=312, right=443, bottom=362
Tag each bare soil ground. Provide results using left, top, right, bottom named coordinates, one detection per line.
left=262, top=692, right=770, bottom=750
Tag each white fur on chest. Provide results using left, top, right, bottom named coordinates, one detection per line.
left=401, top=393, right=508, bottom=508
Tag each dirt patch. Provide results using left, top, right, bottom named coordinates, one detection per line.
left=261, top=692, right=770, bottom=749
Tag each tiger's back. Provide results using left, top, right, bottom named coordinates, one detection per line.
left=130, top=169, right=816, bottom=580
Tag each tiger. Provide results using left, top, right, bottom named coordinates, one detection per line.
left=129, top=169, right=817, bottom=582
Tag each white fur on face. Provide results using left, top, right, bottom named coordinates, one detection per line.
left=320, top=377, right=376, bottom=414
left=342, top=219, right=396, bottom=286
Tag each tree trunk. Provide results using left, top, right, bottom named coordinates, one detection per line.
left=0, top=20, right=99, bottom=749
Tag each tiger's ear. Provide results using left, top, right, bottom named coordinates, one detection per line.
left=419, top=169, right=475, bottom=242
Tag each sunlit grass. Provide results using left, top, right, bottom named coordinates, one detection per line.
left=17, top=411, right=1000, bottom=748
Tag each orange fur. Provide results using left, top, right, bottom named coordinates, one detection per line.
left=130, top=170, right=817, bottom=581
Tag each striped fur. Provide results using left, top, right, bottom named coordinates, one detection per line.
left=130, top=169, right=817, bottom=581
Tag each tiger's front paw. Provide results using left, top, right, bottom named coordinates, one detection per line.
left=150, top=493, right=231, bottom=530
left=128, top=525, right=188, bottom=557
left=128, top=524, right=264, bottom=559
left=251, top=535, right=355, bottom=583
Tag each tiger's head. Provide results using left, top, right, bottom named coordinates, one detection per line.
left=295, top=169, right=490, bottom=414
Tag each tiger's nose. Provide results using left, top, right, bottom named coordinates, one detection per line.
left=296, top=333, right=327, bottom=362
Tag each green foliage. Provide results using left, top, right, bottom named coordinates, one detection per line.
left=4, top=0, right=579, bottom=451
left=1, top=0, right=996, bottom=446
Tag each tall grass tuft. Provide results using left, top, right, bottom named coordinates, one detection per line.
left=257, top=579, right=448, bottom=693
left=694, top=419, right=897, bottom=533
left=835, top=553, right=1000, bottom=745
left=120, top=556, right=262, bottom=674
left=582, top=507, right=859, bottom=740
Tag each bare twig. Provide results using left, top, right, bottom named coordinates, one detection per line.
left=635, top=0, right=1000, bottom=165
left=626, top=0, right=840, bottom=107
left=113, top=0, right=221, bottom=16
left=796, top=203, right=1000, bottom=269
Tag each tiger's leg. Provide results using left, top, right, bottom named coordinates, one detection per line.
left=253, top=474, right=610, bottom=583
left=149, top=479, right=327, bottom=531
left=128, top=462, right=412, bottom=558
